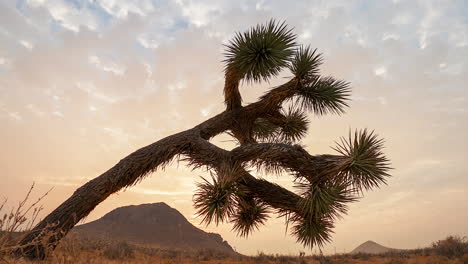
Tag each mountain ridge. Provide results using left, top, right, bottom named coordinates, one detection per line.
left=72, top=202, right=235, bottom=254
left=351, top=240, right=401, bottom=254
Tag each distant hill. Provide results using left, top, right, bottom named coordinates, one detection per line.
left=72, top=203, right=235, bottom=254
left=351, top=240, right=400, bottom=254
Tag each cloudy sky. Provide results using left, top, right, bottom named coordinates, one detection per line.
left=1, top=0, right=467, bottom=255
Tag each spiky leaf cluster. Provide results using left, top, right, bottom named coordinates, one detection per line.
left=193, top=172, right=238, bottom=226
left=224, top=19, right=296, bottom=83
left=333, top=129, right=391, bottom=192
left=295, top=76, right=351, bottom=115
left=287, top=45, right=350, bottom=116
left=278, top=131, right=390, bottom=249
left=290, top=214, right=334, bottom=248
left=252, top=108, right=309, bottom=143
left=297, top=182, right=357, bottom=221
left=278, top=108, right=309, bottom=142
left=231, top=197, right=270, bottom=237
left=252, top=117, right=277, bottom=141
left=282, top=181, right=357, bottom=248
left=289, top=46, right=323, bottom=80
left=194, top=167, right=271, bottom=235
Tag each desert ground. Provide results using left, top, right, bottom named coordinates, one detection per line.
left=2, top=229, right=468, bottom=264
left=1, top=187, right=467, bottom=264
left=3, top=242, right=468, bottom=264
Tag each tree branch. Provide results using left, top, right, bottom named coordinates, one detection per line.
left=230, top=143, right=346, bottom=182
left=184, top=137, right=303, bottom=214
left=16, top=95, right=306, bottom=258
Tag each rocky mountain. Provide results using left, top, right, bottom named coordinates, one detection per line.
left=72, top=203, right=235, bottom=254
left=351, top=240, right=399, bottom=254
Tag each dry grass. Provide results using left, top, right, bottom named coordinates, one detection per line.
left=3, top=247, right=468, bottom=264
left=0, top=183, right=55, bottom=262
left=3, top=236, right=468, bottom=264
left=2, top=186, right=468, bottom=264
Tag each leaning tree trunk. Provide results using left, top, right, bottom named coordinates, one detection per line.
left=14, top=81, right=307, bottom=259
left=15, top=129, right=304, bottom=258
left=14, top=78, right=359, bottom=259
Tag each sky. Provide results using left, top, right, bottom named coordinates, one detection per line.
left=1, top=0, right=468, bottom=256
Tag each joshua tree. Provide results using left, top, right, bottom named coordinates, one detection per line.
left=16, top=20, right=391, bottom=259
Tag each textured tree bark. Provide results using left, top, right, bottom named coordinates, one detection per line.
left=15, top=130, right=312, bottom=258
left=230, top=143, right=348, bottom=182
left=15, top=75, right=357, bottom=259
left=15, top=81, right=307, bottom=259
left=224, top=71, right=243, bottom=111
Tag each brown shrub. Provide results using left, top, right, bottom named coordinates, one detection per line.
left=102, top=241, right=134, bottom=260
left=432, top=236, right=468, bottom=259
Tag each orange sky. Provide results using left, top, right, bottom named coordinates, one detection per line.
left=1, top=0, right=467, bottom=255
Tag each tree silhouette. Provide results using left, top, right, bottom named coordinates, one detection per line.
left=16, top=20, right=391, bottom=259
